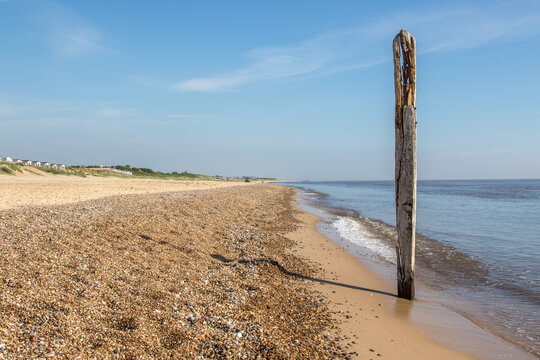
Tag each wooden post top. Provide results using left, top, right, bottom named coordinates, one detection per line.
left=393, top=29, right=416, bottom=110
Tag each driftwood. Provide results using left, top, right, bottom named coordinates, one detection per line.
left=393, top=29, right=417, bottom=300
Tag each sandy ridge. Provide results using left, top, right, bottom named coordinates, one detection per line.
left=0, top=175, right=253, bottom=210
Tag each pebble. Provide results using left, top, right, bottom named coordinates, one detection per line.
left=0, top=185, right=344, bottom=358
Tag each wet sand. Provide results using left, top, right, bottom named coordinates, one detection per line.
left=287, top=196, right=537, bottom=360
left=288, top=207, right=475, bottom=359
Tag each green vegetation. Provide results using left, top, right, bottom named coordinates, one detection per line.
left=1, top=162, right=22, bottom=172
left=0, top=166, right=14, bottom=175
left=0, top=160, right=275, bottom=182
left=113, top=165, right=208, bottom=180
left=79, top=169, right=125, bottom=178
left=40, top=167, right=86, bottom=177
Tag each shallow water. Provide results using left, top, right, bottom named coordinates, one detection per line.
left=278, top=180, right=540, bottom=357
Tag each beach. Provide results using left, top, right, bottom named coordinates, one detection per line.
left=284, top=180, right=539, bottom=358
left=288, top=208, right=476, bottom=359
left=0, top=176, right=527, bottom=358
left=0, top=173, right=253, bottom=211
left=1, top=179, right=340, bottom=358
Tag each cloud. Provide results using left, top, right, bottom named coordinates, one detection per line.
left=172, top=47, right=329, bottom=92
left=127, top=74, right=163, bottom=88
left=50, top=25, right=111, bottom=57
left=32, top=1, right=114, bottom=58
left=167, top=114, right=210, bottom=119
left=173, top=2, right=540, bottom=92
left=411, top=7, right=540, bottom=53
left=171, top=33, right=342, bottom=92
left=91, top=108, right=138, bottom=117
left=162, top=114, right=211, bottom=125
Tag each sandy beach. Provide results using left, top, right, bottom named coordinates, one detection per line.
left=288, top=209, right=475, bottom=359
left=0, top=175, right=519, bottom=358
left=0, top=172, right=253, bottom=211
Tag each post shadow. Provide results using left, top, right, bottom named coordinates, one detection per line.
left=210, top=254, right=396, bottom=298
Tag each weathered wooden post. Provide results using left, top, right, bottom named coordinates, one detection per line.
left=393, top=29, right=417, bottom=300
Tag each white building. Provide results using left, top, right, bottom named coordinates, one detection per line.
left=23, top=160, right=33, bottom=166
left=34, top=161, right=41, bottom=167
left=112, top=168, right=132, bottom=176
left=59, top=164, right=66, bottom=170
left=42, top=162, right=51, bottom=168
left=5, top=157, right=12, bottom=162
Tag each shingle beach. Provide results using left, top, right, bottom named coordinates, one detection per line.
left=0, top=184, right=344, bottom=359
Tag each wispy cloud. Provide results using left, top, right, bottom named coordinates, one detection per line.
left=414, top=7, right=540, bottom=53
left=32, top=1, right=114, bottom=58
left=173, top=2, right=540, bottom=92
left=163, top=114, right=211, bottom=125
left=167, top=114, right=210, bottom=119
left=91, top=107, right=139, bottom=118
left=171, top=34, right=339, bottom=92
left=50, top=25, right=111, bottom=57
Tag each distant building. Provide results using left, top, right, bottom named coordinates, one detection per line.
left=34, top=161, right=41, bottom=167
left=23, top=160, right=33, bottom=166
left=59, top=164, right=66, bottom=170
left=14, top=159, right=23, bottom=164
left=51, top=164, right=59, bottom=169
left=5, top=157, right=12, bottom=162
left=42, top=162, right=51, bottom=168
left=112, top=168, right=132, bottom=176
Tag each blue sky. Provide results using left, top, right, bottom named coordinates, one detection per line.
left=1, top=0, right=539, bottom=180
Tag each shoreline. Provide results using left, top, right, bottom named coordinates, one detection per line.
left=0, top=178, right=535, bottom=358
left=288, top=198, right=475, bottom=359
left=287, top=188, right=537, bottom=359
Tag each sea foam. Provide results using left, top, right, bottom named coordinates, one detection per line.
left=332, top=216, right=396, bottom=263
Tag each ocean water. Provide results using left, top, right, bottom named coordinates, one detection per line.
left=278, top=180, right=540, bottom=357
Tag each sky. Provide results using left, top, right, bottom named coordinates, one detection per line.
left=1, top=0, right=539, bottom=180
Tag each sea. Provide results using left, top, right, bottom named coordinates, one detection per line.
left=277, top=180, right=539, bottom=358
